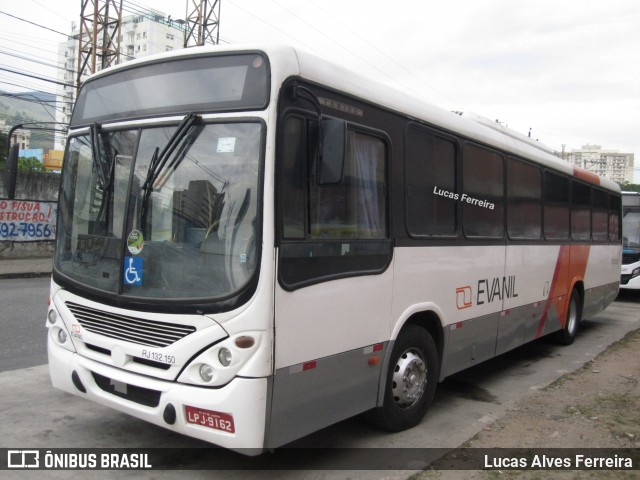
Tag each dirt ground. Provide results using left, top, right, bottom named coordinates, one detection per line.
left=418, top=326, right=640, bottom=480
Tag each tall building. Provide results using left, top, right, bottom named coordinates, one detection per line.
left=55, top=10, right=186, bottom=149
left=563, top=144, right=634, bottom=184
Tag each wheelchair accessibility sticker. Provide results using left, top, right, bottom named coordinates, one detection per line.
left=124, top=256, right=143, bottom=286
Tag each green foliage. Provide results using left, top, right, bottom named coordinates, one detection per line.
left=18, top=156, right=46, bottom=172
left=618, top=182, right=640, bottom=192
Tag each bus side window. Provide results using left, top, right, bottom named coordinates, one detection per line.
left=571, top=181, right=591, bottom=241
left=280, top=116, right=306, bottom=239
left=405, top=125, right=457, bottom=237
left=462, top=143, right=504, bottom=239
left=591, top=188, right=609, bottom=242
left=544, top=171, right=570, bottom=240
left=310, top=130, right=387, bottom=239
left=278, top=114, right=390, bottom=290
left=609, top=194, right=621, bottom=242
left=507, top=157, right=542, bottom=240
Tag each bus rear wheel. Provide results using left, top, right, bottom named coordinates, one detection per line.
left=555, top=289, right=581, bottom=345
left=368, top=325, right=439, bottom=432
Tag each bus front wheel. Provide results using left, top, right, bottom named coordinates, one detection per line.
left=368, top=325, right=439, bottom=432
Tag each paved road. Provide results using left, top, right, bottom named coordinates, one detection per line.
left=0, top=277, right=49, bottom=372
left=1, top=280, right=639, bottom=478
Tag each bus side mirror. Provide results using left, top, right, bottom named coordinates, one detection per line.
left=318, top=118, right=346, bottom=185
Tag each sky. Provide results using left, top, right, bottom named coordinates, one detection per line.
left=1, top=0, right=639, bottom=180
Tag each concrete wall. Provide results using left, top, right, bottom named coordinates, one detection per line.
left=0, top=171, right=60, bottom=258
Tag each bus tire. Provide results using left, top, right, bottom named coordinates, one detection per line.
left=368, top=325, right=439, bottom=432
left=555, top=289, right=581, bottom=346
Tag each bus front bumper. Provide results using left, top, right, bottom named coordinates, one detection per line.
left=620, top=264, right=640, bottom=289
left=48, top=336, right=269, bottom=453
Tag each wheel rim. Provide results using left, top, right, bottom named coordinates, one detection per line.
left=392, top=349, right=427, bottom=408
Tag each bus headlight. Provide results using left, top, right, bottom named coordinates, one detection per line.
left=47, top=305, right=76, bottom=353
left=632, top=267, right=640, bottom=279
left=218, top=347, right=232, bottom=367
left=178, top=332, right=263, bottom=387
left=199, top=364, right=215, bottom=382
left=49, top=325, right=76, bottom=353
left=57, top=329, right=68, bottom=343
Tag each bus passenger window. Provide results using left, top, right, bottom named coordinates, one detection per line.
left=406, top=126, right=457, bottom=236
left=544, top=172, right=570, bottom=240
left=310, top=131, right=387, bottom=239
left=507, top=157, right=541, bottom=240
left=571, top=181, right=591, bottom=241
left=462, top=144, right=504, bottom=238
left=609, top=194, right=621, bottom=242
left=591, top=188, right=609, bottom=242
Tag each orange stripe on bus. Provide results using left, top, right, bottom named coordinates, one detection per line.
left=573, top=166, right=600, bottom=186
left=536, top=245, right=590, bottom=338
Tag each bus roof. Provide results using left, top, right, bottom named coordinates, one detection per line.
left=81, top=43, right=620, bottom=193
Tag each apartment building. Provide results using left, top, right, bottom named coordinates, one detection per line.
left=563, top=144, right=634, bottom=184
left=55, top=10, right=186, bottom=149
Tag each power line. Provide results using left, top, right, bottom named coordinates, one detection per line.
left=0, top=65, right=74, bottom=88
left=0, top=10, right=69, bottom=37
left=0, top=49, right=73, bottom=73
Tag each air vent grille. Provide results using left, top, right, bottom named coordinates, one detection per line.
left=66, top=302, right=196, bottom=347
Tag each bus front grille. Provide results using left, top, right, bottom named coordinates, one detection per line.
left=622, top=252, right=640, bottom=265
left=66, top=302, right=196, bottom=348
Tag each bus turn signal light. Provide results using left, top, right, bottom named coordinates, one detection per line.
left=235, top=336, right=255, bottom=349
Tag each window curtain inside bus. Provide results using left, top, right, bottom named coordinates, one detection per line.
left=352, top=132, right=386, bottom=238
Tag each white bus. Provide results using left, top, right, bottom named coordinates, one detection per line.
left=621, top=192, right=640, bottom=289
left=47, top=44, right=622, bottom=453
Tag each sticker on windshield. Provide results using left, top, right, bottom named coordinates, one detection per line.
left=217, top=137, right=236, bottom=153
left=127, top=230, right=144, bottom=254
left=124, top=256, right=143, bottom=286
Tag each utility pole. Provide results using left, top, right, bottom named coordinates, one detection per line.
left=184, top=0, right=221, bottom=47
left=77, top=0, right=123, bottom=89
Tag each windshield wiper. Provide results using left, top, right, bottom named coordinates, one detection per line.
left=90, top=122, right=112, bottom=189
left=141, top=113, right=201, bottom=229
left=90, top=122, right=115, bottom=231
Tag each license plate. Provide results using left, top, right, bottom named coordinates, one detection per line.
left=184, top=406, right=235, bottom=433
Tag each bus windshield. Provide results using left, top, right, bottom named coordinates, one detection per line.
left=623, top=210, right=640, bottom=247
left=55, top=121, right=262, bottom=306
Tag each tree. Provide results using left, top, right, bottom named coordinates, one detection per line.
left=618, top=182, right=640, bottom=193
left=18, top=156, right=46, bottom=173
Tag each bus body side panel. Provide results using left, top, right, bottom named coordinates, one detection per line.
left=269, top=268, right=393, bottom=446
left=504, top=245, right=561, bottom=344
left=584, top=244, right=622, bottom=316
left=265, top=342, right=386, bottom=448
left=390, top=245, right=507, bottom=379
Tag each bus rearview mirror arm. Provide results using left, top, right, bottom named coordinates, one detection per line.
left=291, top=82, right=346, bottom=185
